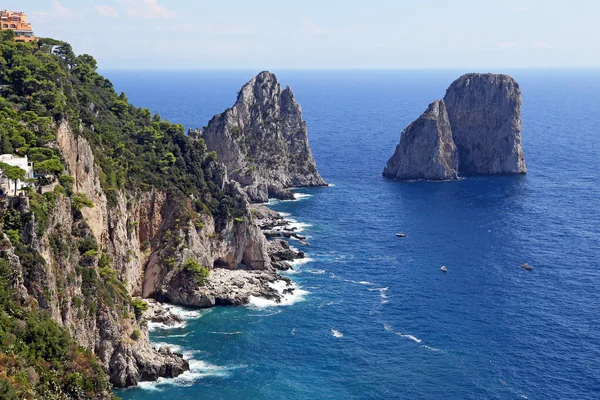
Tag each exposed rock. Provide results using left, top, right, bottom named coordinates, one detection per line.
left=251, top=204, right=287, bottom=230
left=157, top=268, right=288, bottom=307
left=140, top=298, right=184, bottom=327
left=443, top=73, right=526, bottom=175
left=268, top=239, right=304, bottom=262
left=383, top=100, right=458, bottom=180
left=383, top=73, right=526, bottom=180
left=24, top=121, right=275, bottom=388
left=201, top=71, right=327, bottom=202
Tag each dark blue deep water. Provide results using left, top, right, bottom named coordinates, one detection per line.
left=109, top=70, right=600, bottom=400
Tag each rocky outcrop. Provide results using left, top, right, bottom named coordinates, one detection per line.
left=201, top=71, right=327, bottom=202
left=443, top=74, right=526, bottom=175
left=383, top=100, right=458, bottom=180
left=383, top=73, right=526, bottom=180
left=157, top=268, right=288, bottom=308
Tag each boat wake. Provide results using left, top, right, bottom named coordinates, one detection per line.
left=384, top=323, right=421, bottom=343
left=368, top=287, right=389, bottom=304
left=383, top=323, right=442, bottom=352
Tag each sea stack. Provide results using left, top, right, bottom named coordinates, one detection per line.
left=201, top=71, right=327, bottom=202
left=383, top=100, right=458, bottom=180
left=383, top=73, right=526, bottom=180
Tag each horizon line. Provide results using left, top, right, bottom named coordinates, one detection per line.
left=99, top=66, right=600, bottom=71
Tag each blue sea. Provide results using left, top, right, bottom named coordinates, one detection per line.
left=108, top=70, right=600, bottom=400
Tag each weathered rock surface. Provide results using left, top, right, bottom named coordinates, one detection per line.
left=140, top=298, right=184, bottom=327
left=201, top=71, right=327, bottom=202
left=383, top=73, right=526, bottom=180
left=383, top=100, right=458, bottom=180
left=443, top=73, right=526, bottom=175
left=157, top=267, right=289, bottom=307
left=13, top=121, right=279, bottom=388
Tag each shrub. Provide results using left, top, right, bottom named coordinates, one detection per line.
left=72, top=193, right=94, bottom=211
left=0, top=378, right=17, bottom=400
left=59, top=174, right=75, bottom=195
left=131, top=329, right=141, bottom=341
left=131, top=299, right=148, bottom=319
left=183, top=258, right=210, bottom=286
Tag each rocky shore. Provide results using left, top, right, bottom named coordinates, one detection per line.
left=142, top=204, right=307, bottom=314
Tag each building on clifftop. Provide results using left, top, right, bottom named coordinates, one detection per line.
left=0, top=10, right=36, bottom=42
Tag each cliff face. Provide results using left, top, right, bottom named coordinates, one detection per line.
left=202, top=71, right=327, bottom=202
left=383, top=73, right=526, bottom=180
left=443, top=73, right=526, bottom=175
left=9, top=122, right=275, bottom=388
left=383, top=100, right=458, bottom=180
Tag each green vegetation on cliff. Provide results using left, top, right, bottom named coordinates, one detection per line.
left=0, top=29, right=244, bottom=218
left=0, top=29, right=247, bottom=398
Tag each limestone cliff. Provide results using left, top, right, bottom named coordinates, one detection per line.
left=5, top=121, right=277, bottom=389
left=443, top=73, right=526, bottom=175
left=383, top=100, right=458, bottom=180
left=202, top=71, right=327, bottom=202
left=383, top=73, right=526, bottom=180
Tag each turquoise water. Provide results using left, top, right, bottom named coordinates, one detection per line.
left=111, top=70, right=600, bottom=399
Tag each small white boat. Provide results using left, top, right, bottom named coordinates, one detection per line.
left=441, top=266, right=448, bottom=272
left=521, top=263, right=533, bottom=271
left=396, top=233, right=407, bottom=238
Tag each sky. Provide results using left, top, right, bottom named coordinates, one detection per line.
left=4, top=0, right=600, bottom=69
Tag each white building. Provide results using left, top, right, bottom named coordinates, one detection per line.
left=0, top=154, right=34, bottom=195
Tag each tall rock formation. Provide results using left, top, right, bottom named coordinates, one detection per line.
left=202, top=71, right=327, bottom=203
left=443, top=73, right=526, bottom=175
left=383, top=73, right=526, bottom=180
left=383, top=100, right=458, bottom=180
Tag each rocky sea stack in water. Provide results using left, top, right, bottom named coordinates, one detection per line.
left=383, top=73, right=526, bottom=180
left=201, top=71, right=327, bottom=202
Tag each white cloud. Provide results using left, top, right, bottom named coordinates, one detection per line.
left=95, top=6, right=119, bottom=19
left=496, top=42, right=518, bottom=48
left=117, top=0, right=179, bottom=20
left=304, top=18, right=326, bottom=35
left=36, top=0, right=73, bottom=19
left=533, top=41, right=552, bottom=49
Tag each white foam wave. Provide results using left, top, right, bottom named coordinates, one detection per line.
left=152, top=342, right=183, bottom=353
left=148, top=321, right=186, bottom=331
left=247, top=280, right=308, bottom=308
left=400, top=334, right=422, bottom=343
left=331, top=329, right=343, bottom=338
left=166, top=305, right=209, bottom=320
left=345, top=280, right=374, bottom=285
left=368, top=287, right=389, bottom=304
left=306, top=269, right=326, bottom=275
left=423, top=345, right=440, bottom=352
left=163, top=332, right=190, bottom=338
left=290, top=257, right=315, bottom=266
left=384, top=323, right=422, bottom=343
left=137, top=360, right=233, bottom=391
left=293, top=193, right=312, bottom=200
left=267, top=193, right=312, bottom=204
